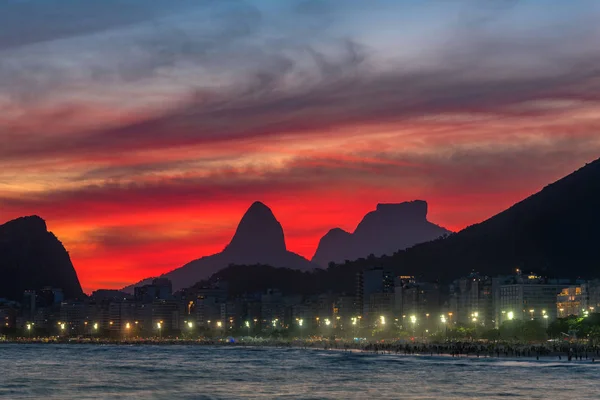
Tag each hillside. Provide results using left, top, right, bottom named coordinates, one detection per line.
left=332, top=157, right=600, bottom=283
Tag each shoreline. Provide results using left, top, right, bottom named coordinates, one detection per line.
left=2, top=338, right=598, bottom=362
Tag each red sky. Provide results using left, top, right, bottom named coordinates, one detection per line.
left=1, top=1, right=600, bottom=293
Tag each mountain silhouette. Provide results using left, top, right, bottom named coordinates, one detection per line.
left=124, top=201, right=318, bottom=292
left=223, top=201, right=287, bottom=260
left=311, top=200, right=451, bottom=267
left=335, top=157, right=600, bottom=282
left=0, top=216, right=84, bottom=301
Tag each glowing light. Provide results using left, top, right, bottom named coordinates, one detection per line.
left=298, top=319, right=304, bottom=327
left=380, top=316, right=386, bottom=325
left=217, top=321, right=222, bottom=328
left=187, top=321, right=193, bottom=329
left=125, top=322, right=131, bottom=329
left=410, top=315, right=416, bottom=324
left=507, top=311, right=514, bottom=320
left=157, top=322, right=162, bottom=329
left=324, top=318, right=331, bottom=326
left=244, top=321, right=250, bottom=328
left=440, top=315, right=447, bottom=323
left=93, top=323, right=99, bottom=330
left=60, top=323, right=66, bottom=331
left=26, top=323, right=31, bottom=330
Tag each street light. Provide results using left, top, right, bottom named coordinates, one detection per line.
left=507, top=311, right=514, bottom=321
left=471, top=312, right=478, bottom=324
left=157, top=321, right=163, bottom=338
left=440, top=315, right=447, bottom=337
left=380, top=316, right=386, bottom=326
left=295, top=318, right=304, bottom=339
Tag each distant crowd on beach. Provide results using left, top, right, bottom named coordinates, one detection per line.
left=4, top=336, right=599, bottom=362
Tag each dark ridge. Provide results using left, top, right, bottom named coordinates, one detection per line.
left=327, top=157, right=600, bottom=286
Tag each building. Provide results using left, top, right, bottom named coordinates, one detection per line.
left=333, top=295, right=356, bottom=327
left=556, top=286, right=583, bottom=318
left=195, top=295, right=222, bottom=328
left=59, top=300, right=86, bottom=333
left=261, top=289, right=285, bottom=329
left=134, top=278, right=173, bottom=303
left=495, top=273, right=575, bottom=326
left=0, top=301, right=18, bottom=329
left=449, top=273, right=493, bottom=327
left=367, top=292, right=394, bottom=323
left=152, top=300, right=180, bottom=332
left=356, top=267, right=394, bottom=321
left=582, top=280, right=600, bottom=313
left=396, top=281, right=442, bottom=328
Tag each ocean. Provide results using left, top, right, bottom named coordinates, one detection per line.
left=0, top=344, right=598, bottom=399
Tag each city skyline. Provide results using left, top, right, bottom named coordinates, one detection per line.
left=2, top=1, right=600, bottom=292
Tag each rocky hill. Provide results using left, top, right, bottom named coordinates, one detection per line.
left=125, top=201, right=319, bottom=292
left=312, top=200, right=451, bottom=267
left=0, top=216, right=84, bottom=300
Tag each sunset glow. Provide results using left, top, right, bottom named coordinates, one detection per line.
left=2, top=1, right=600, bottom=292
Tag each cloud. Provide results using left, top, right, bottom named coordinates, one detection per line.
left=2, top=0, right=600, bottom=291
left=0, top=0, right=217, bottom=50
left=1, top=0, right=599, bottom=161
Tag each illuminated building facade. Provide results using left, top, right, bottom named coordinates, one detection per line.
left=495, top=273, right=575, bottom=325
left=556, top=286, right=583, bottom=318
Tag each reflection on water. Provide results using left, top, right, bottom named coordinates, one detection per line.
left=0, top=344, right=598, bottom=399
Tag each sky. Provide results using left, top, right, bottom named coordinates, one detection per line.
left=1, top=0, right=600, bottom=293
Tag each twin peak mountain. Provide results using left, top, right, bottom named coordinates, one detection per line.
left=135, top=200, right=450, bottom=292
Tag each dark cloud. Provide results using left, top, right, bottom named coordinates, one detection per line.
left=1, top=0, right=599, bottom=163
left=0, top=0, right=223, bottom=50
left=2, top=44, right=599, bottom=161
